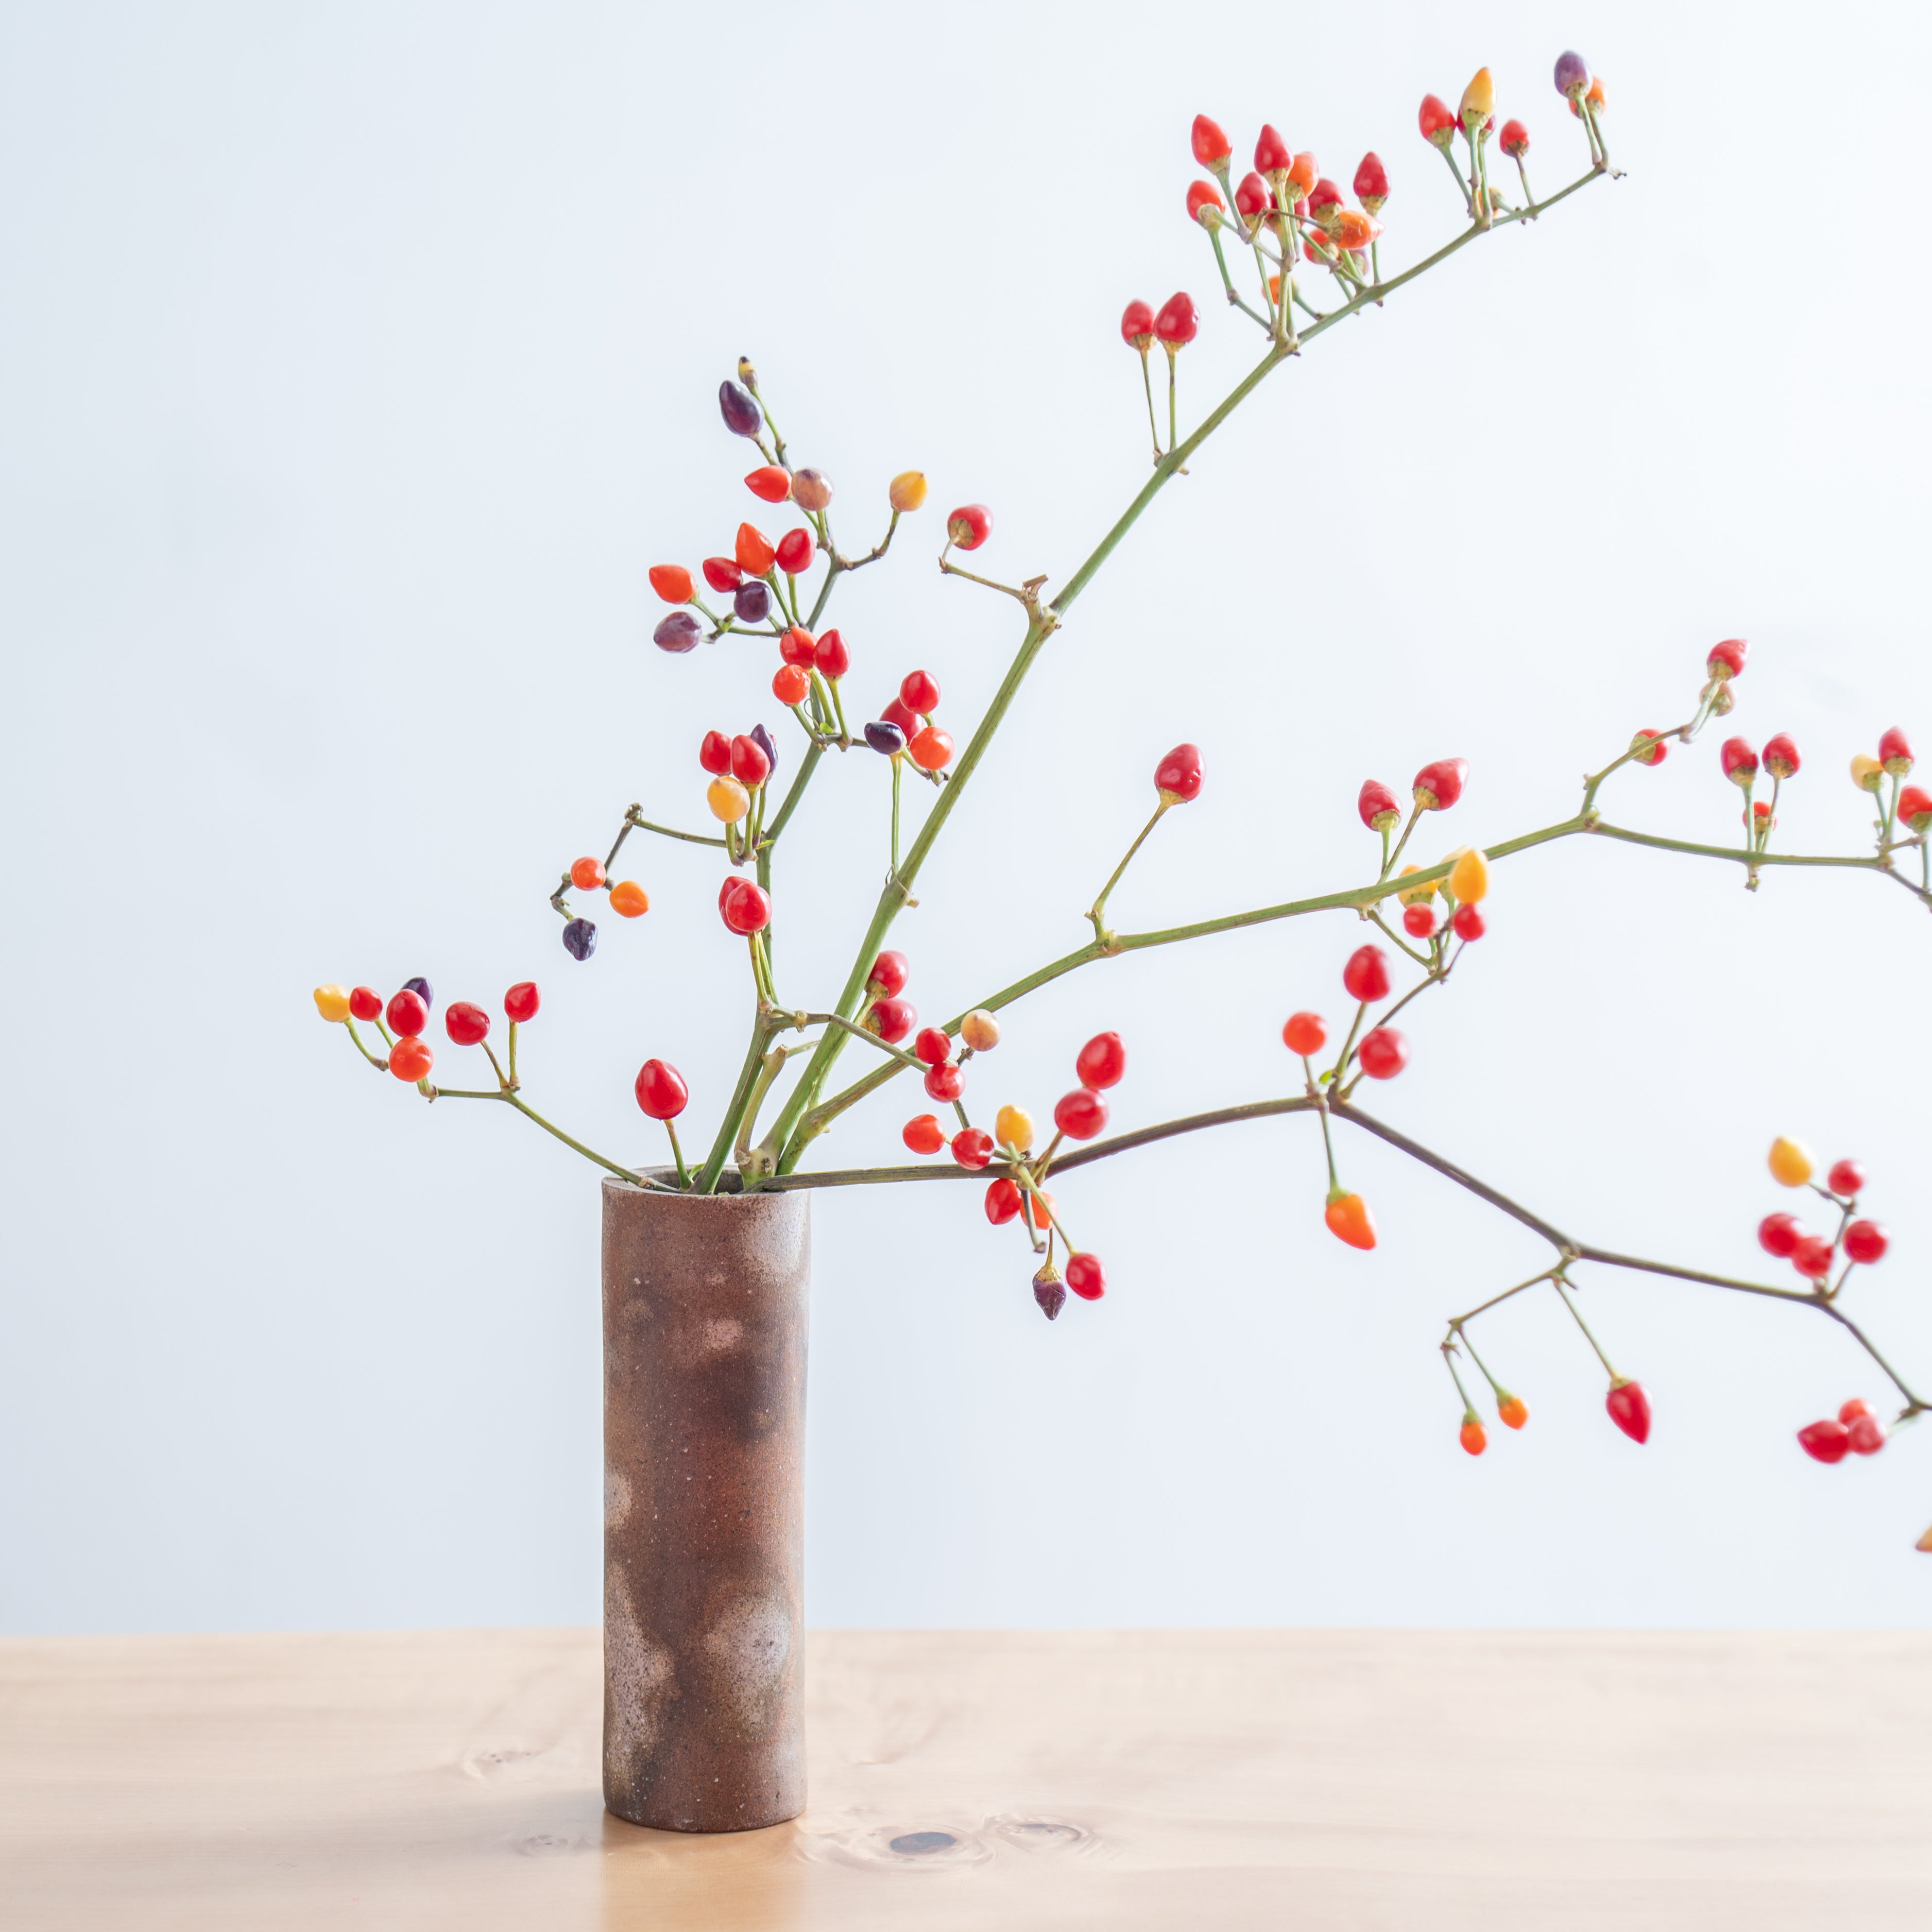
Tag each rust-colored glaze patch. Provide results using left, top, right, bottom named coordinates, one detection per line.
left=601, top=1175, right=810, bottom=1831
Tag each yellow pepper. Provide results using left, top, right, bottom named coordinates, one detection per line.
left=313, top=984, right=351, bottom=1023
left=1447, top=848, right=1490, bottom=904
left=1850, top=753, right=1884, bottom=794
left=1768, top=1136, right=1814, bottom=1188
left=888, top=471, right=928, bottom=514
left=1460, top=67, right=1495, bottom=131
left=1396, top=863, right=1435, bottom=906
left=707, top=776, right=750, bottom=824
left=995, top=1104, right=1035, bottom=1152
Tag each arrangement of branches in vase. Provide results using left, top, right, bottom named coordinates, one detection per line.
left=315, top=53, right=1932, bottom=1528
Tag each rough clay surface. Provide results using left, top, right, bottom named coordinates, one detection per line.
left=601, top=1176, right=810, bottom=1832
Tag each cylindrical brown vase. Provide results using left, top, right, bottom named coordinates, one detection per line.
left=600, top=1173, right=810, bottom=1832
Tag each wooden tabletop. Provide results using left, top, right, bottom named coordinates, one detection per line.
left=4, top=1628, right=1930, bottom=1928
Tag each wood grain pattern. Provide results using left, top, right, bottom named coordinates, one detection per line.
left=4, top=1628, right=1931, bottom=1928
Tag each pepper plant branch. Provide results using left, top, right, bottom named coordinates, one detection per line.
left=759, top=162, right=1611, bottom=1177
left=790, top=803, right=1920, bottom=1150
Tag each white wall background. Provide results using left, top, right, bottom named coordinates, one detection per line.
left=5, top=0, right=1931, bottom=1636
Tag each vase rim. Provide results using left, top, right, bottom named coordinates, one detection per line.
left=604, top=1168, right=798, bottom=1204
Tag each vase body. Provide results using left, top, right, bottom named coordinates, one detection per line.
left=600, top=1174, right=810, bottom=1832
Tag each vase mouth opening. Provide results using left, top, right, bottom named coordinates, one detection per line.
left=605, top=1167, right=765, bottom=1199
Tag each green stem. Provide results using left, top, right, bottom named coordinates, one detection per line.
left=664, top=1120, right=690, bottom=1189
left=1139, top=347, right=1161, bottom=457
left=503, top=1094, right=637, bottom=1182
left=697, top=1019, right=777, bottom=1194
left=1552, top=1277, right=1619, bottom=1380
left=344, top=1018, right=387, bottom=1070
left=1088, top=799, right=1170, bottom=937
left=891, top=754, right=902, bottom=877
left=625, top=810, right=729, bottom=850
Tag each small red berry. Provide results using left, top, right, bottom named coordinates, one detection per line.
left=1720, top=737, right=1758, bottom=786
left=699, top=729, right=732, bottom=775
left=1762, top=732, right=1801, bottom=780
left=1418, top=94, right=1457, bottom=149
left=1191, top=114, right=1232, bottom=166
left=867, top=950, right=909, bottom=997
left=924, top=1062, right=964, bottom=1103
left=773, top=663, right=811, bottom=706
left=1403, top=903, right=1438, bottom=939
left=1899, top=784, right=1932, bottom=831
left=1155, top=743, right=1203, bottom=804
left=1353, top=151, right=1388, bottom=210
left=744, top=466, right=792, bottom=504
left=444, top=1001, right=490, bottom=1047
left=775, top=528, right=814, bottom=575
left=1254, top=124, right=1292, bottom=173
left=1460, top=1415, right=1488, bottom=1457
left=1797, top=1418, right=1850, bottom=1464
left=734, top=523, right=776, bottom=575
left=701, top=557, right=743, bottom=594
left=779, top=626, right=816, bottom=667
left=570, top=856, right=607, bottom=891
left=1186, top=180, right=1225, bottom=224
left=1065, top=1252, right=1106, bottom=1301
left=814, top=629, right=850, bottom=679
left=1342, top=944, right=1390, bottom=1003
left=1120, top=299, right=1155, bottom=350
left=1631, top=729, right=1668, bottom=766
left=1075, top=1032, right=1127, bottom=1090
left=947, top=504, right=993, bottom=551
left=908, top=726, right=954, bottom=773
left=389, top=1036, right=434, bottom=1082
left=1358, top=779, right=1400, bottom=831
left=1879, top=726, right=1916, bottom=777
left=1412, top=757, right=1467, bottom=811
left=648, top=564, right=694, bottom=604
left=1758, top=1212, right=1802, bottom=1258
left=951, top=1127, right=994, bottom=1170
left=718, top=877, right=772, bottom=935
left=1848, top=1413, right=1887, bottom=1456
left=386, top=988, right=429, bottom=1037
left=1357, top=1027, right=1408, bottom=1080
left=866, top=997, right=916, bottom=1044
left=1827, top=1159, right=1865, bottom=1199
left=503, top=981, right=538, bottom=1023
left=1844, top=1220, right=1889, bottom=1266
left=1234, top=172, right=1274, bottom=227
left=985, top=1177, right=1023, bottom=1224
left=1306, top=177, right=1343, bottom=224
left=880, top=695, right=920, bottom=739
left=1841, top=1397, right=1876, bottom=1424
left=903, top=1114, right=946, bottom=1156
left=1282, top=1012, right=1326, bottom=1056
left=1791, top=1234, right=1835, bottom=1280
left=913, top=1027, right=951, bottom=1066
left=1605, top=1378, right=1651, bottom=1444
left=899, top=669, right=940, bottom=714
left=634, top=1058, right=689, bottom=1120
left=1707, top=637, right=1749, bottom=679
left=730, top=734, right=771, bottom=788
left=1451, top=903, right=1485, bottom=942
left=1053, top=1087, right=1109, bottom=1140
left=1153, top=293, right=1198, bottom=348
left=349, top=985, right=383, bottom=1022
left=1499, top=118, right=1530, bottom=158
